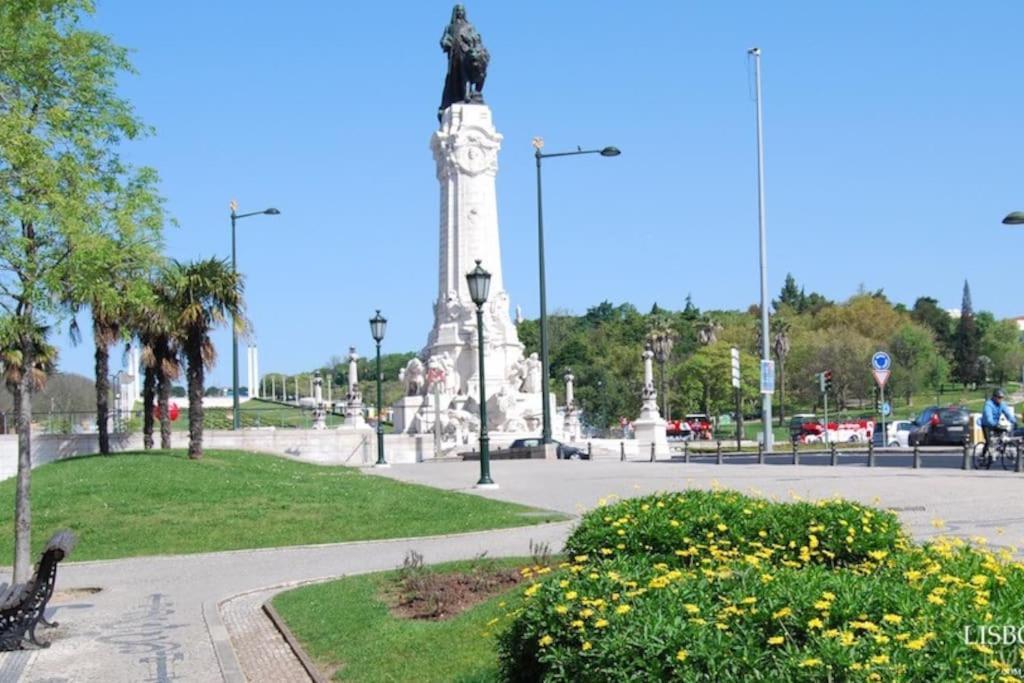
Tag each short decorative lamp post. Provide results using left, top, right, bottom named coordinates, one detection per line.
left=466, top=260, right=497, bottom=489
left=369, top=310, right=388, bottom=467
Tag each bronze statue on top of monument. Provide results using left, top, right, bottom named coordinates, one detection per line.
left=438, top=4, right=489, bottom=121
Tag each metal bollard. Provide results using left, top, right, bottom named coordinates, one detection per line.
left=793, top=442, right=800, bottom=466
left=868, top=439, right=875, bottom=467
left=650, top=441, right=656, bottom=462
left=588, top=441, right=592, bottom=460
left=683, top=441, right=690, bottom=464
left=830, top=442, right=838, bottom=466
left=620, top=441, right=625, bottom=462
left=912, top=444, right=921, bottom=469
left=962, top=441, right=970, bottom=470
left=716, top=440, right=723, bottom=465
left=757, top=442, right=765, bottom=465
left=1017, top=446, right=1024, bottom=473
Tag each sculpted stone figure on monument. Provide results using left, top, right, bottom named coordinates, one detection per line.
left=439, top=4, right=489, bottom=120
left=523, top=352, right=543, bottom=393
left=399, top=357, right=425, bottom=396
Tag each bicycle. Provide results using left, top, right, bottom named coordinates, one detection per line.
left=971, top=433, right=1021, bottom=470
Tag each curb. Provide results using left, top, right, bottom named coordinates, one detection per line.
left=264, top=600, right=329, bottom=683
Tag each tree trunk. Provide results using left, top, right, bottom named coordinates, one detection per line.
left=777, top=357, right=786, bottom=426
left=186, top=338, right=204, bottom=459
left=13, top=341, right=34, bottom=583
left=142, top=365, right=156, bottom=450
left=158, top=364, right=172, bottom=450
left=93, top=320, right=111, bottom=455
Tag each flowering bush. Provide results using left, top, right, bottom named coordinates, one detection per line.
left=497, top=491, right=1024, bottom=681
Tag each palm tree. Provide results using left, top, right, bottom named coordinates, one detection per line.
left=166, top=258, right=245, bottom=459
left=133, top=276, right=181, bottom=450
left=772, top=317, right=792, bottom=426
left=696, top=317, right=721, bottom=346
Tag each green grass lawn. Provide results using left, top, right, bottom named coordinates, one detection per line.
left=0, top=450, right=564, bottom=562
left=273, top=558, right=526, bottom=682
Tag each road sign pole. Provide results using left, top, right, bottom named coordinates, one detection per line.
left=823, top=390, right=829, bottom=446
left=735, top=386, right=742, bottom=451
left=880, top=383, right=886, bottom=449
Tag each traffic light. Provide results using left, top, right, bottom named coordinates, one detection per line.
left=824, top=370, right=833, bottom=393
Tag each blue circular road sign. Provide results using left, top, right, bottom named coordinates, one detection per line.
left=871, top=351, right=891, bottom=371
left=881, top=401, right=891, bottom=417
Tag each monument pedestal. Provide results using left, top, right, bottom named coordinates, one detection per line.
left=635, top=416, right=668, bottom=458
left=392, top=395, right=426, bottom=434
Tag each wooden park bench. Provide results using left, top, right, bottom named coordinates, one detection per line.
left=0, top=530, right=77, bottom=650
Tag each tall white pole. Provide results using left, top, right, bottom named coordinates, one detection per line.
left=749, top=46, right=773, bottom=452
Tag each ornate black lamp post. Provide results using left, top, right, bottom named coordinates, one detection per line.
left=369, top=310, right=388, bottom=467
left=533, top=139, right=620, bottom=444
left=466, top=260, right=496, bottom=488
left=229, top=201, right=280, bottom=430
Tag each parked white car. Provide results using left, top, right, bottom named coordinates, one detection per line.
left=874, top=419, right=913, bottom=448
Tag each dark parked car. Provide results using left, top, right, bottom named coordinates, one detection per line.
left=908, top=405, right=969, bottom=446
left=509, top=438, right=589, bottom=460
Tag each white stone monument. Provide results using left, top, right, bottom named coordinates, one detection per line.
left=311, top=371, right=327, bottom=430
left=392, top=102, right=558, bottom=437
left=634, top=345, right=668, bottom=457
left=563, top=369, right=580, bottom=442
left=341, top=346, right=366, bottom=429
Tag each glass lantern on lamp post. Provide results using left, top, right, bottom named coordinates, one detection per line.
left=466, top=260, right=496, bottom=489
left=369, top=310, right=388, bottom=467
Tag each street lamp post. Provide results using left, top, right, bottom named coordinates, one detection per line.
left=230, top=201, right=280, bottom=430
left=532, top=138, right=620, bottom=444
left=370, top=310, right=388, bottom=467
left=466, top=260, right=497, bottom=489
left=748, top=47, right=773, bottom=452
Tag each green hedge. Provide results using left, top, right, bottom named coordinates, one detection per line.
left=497, top=491, right=1024, bottom=681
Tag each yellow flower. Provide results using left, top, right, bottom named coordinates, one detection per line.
left=574, top=554, right=589, bottom=563
left=927, top=594, right=945, bottom=606
left=676, top=649, right=688, bottom=662
left=740, top=597, right=757, bottom=605
left=594, top=618, right=609, bottom=628
left=807, top=617, right=824, bottom=629
left=581, top=641, right=592, bottom=651
left=559, top=580, right=570, bottom=588
left=905, top=569, right=923, bottom=581
left=538, top=635, right=554, bottom=647
left=772, top=607, right=792, bottom=619
left=767, top=636, right=784, bottom=645
left=717, top=523, right=728, bottom=532
left=524, top=584, right=541, bottom=597
left=905, top=638, right=927, bottom=650
left=580, top=608, right=594, bottom=618
left=570, top=619, right=584, bottom=629
left=683, top=603, right=700, bottom=614
left=565, top=591, right=578, bottom=601
left=554, top=605, right=569, bottom=615
left=870, top=654, right=890, bottom=665
left=615, top=605, right=631, bottom=615
left=800, top=658, right=823, bottom=668
left=808, top=534, right=819, bottom=549
left=882, top=613, right=902, bottom=625
left=821, top=592, right=836, bottom=601
left=972, top=643, right=994, bottom=655
left=971, top=575, right=990, bottom=587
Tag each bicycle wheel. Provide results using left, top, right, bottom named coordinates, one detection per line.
left=1000, top=442, right=1019, bottom=471
left=972, top=443, right=990, bottom=470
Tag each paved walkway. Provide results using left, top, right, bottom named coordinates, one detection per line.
left=2, top=459, right=1022, bottom=681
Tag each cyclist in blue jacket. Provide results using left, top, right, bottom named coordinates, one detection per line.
left=980, top=388, right=1017, bottom=468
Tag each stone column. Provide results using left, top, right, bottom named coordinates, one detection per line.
left=343, top=347, right=365, bottom=428
left=635, top=344, right=668, bottom=456
left=564, top=369, right=579, bottom=442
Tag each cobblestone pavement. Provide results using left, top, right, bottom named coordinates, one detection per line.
left=2, top=458, right=1021, bottom=681
left=220, top=586, right=312, bottom=683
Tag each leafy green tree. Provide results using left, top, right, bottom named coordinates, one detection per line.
left=911, top=296, right=952, bottom=352
left=952, top=281, right=981, bottom=386
left=889, top=323, right=948, bottom=405
left=775, top=273, right=802, bottom=311
left=674, top=344, right=759, bottom=420
left=980, top=319, right=1024, bottom=385
left=0, top=0, right=156, bottom=580
left=166, top=258, right=245, bottom=459
left=68, top=192, right=164, bottom=454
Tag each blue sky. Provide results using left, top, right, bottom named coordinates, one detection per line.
left=59, top=0, right=1024, bottom=385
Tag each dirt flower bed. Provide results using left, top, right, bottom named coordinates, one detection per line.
left=387, top=551, right=527, bottom=620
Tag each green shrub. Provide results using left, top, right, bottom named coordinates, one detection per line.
left=499, top=491, right=1024, bottom=681
left=564, top=490, right=907, bottom=570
